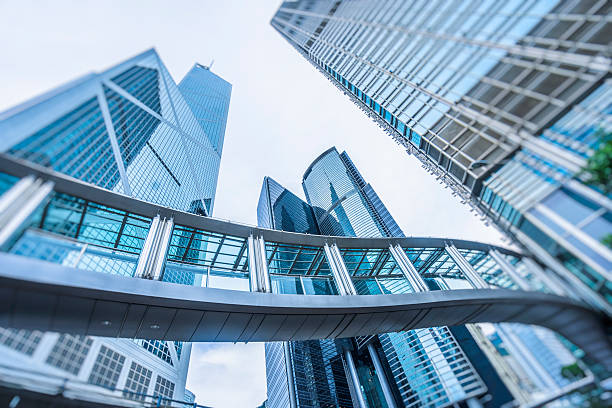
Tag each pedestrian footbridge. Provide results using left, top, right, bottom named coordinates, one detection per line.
left=0, top=154, right=610, bottom=371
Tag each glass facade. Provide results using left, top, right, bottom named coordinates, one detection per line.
left=258, top=175, right=349, bottom=408
left=0, top=49, right=231, bottom=402
left=259, top=148, right=515, bottom=408
left=1, top=49, right=227, bottom=216
left=178, top=63, right=231, bottom=214
left=271, top=0, right=612, bottom=312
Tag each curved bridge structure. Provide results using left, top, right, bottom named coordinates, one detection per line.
left=1, top=252, right=610, bottom=369
left=0, top=154, right=610, bottom=371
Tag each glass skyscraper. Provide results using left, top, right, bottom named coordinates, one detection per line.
left=259, top=148, right=514, bottom=408
left=271, top=0, right=612, bottom=315
left=0, top=49, right=231, bottom=403
left=259, top=176, right=352, bottom=408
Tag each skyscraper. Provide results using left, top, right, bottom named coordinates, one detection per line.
left=259, top=148, right=514, bottom=408
left=271, top=0, right=612, bottom=314
left=0, top=49, right=231, bottom=403
left=259, top=176, right=353, bottom=408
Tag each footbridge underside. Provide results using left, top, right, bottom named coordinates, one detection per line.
left=1, top=253, right=610, bottom=370
left=0, top=154, right=610, bottom=372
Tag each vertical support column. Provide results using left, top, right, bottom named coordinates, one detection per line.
left=324, top=243, right=356, bottom=295
left=257, top=236, right=271, bottom=293
left=367, top=343, right=397, bottom=408
left=445, top=244, right=489, bottom=289
left=248, top=235, right=258, bottom=292
left=248, top=235, right=271, bottom=293
left=0, top=175, right=54, bottom=250
left=389, top=244, right=428, bottom=292
left=488, top=249, right=531, bottom=291
left=344, top=349, right=367, bottom=408
left=135, top=215, right=173, bottom=280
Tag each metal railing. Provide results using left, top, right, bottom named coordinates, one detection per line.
left=0, top=153, right=588, bottom=305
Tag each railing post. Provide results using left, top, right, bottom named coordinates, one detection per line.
left=0, top=175, right=54, bottom=250
left=248, top=234, right=271, bottom=293
left=324, top=243, right=356, bottom=295
left=488, top=249, right=531, bottom=291
left=135, top=215, right=173, bottom=280
left=389, top=244, right=428, bottom=292
left=445, top=244, right=489, bottom=289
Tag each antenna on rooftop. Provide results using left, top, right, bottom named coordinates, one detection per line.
left=198, top=59, right=214, bottom=71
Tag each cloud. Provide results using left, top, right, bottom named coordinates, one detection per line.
left=186, top=343, right=267, bottom=407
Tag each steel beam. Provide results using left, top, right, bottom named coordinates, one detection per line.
left=520, top=257, right=571, bottom=298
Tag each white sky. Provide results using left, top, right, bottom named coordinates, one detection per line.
left=0, top=1, right=509, bottom=406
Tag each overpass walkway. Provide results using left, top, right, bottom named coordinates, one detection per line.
left=0, top=154, right=609, bottom=370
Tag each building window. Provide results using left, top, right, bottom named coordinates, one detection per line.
left=134, top=339, right=173, bottom=365
left=154, top=375, right=175, bottom=402
left=46, top=334, right=93, bottom=375
left=0, top=328, right=43, bottom=356
left=88, top=345, right=125, bottom=389
left=123, top=361, right=153, bottom=401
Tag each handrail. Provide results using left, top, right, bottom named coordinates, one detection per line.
left=0, top=153, right=523, bottom=255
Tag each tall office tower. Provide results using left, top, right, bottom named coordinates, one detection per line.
left=259, top=148, right=514, bottom=408
left=271, top=0, right=612, bottom=315
left=0, top=49, right=231, bottom=403
left=178, top=62, right=231, bottom=215
left=258, top=176, right=354, bottom=408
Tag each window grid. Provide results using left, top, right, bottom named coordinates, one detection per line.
left=45, top=334, right=93, bottom=375
left=166, top=225, right=249, bottom=277
left=38, top=194, right=150, bottom=252
left=88, top=345, right=126, bottom=389
left=340, top=247, right=401, bottom=277
left=0, top=328, right=43, bottom=356
left=123, top=361, right=153, bottom=401
left=134, top=339, right=173, bottom=366
left=265, top=242, right=331, bottom=276
left=153, top=375, right=175, bottom=402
